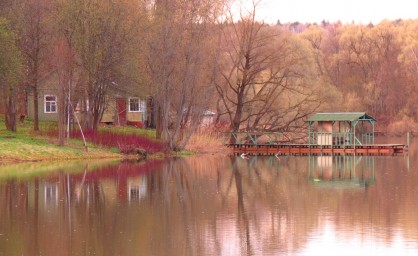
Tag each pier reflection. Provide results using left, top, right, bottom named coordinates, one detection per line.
left=308, top=155, right=375, bottom=189
left=0, top=154, right=417, bottom=255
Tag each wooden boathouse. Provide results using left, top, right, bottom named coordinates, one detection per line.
left=225, top=112, right=407, bottom=156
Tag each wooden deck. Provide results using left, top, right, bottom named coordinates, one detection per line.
left=229, top=143, right=407, bottom=156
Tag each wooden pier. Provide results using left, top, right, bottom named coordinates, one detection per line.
left=224, top=112, right=409, bottom=156
left=229, top=143, right=407, bottom=156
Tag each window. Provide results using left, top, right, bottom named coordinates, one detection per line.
left=129, top=98, right=140, bottom=112
left=44, top=95, right=57, bottom=113
left=44, top=183, right=58, bottom=206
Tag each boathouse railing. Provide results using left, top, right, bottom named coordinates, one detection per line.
left=222, top=132, right=282, bottom=145
left=307, top=131, right=374, bottom=146
left=222, top=131, right=308, bottom=146
left=223, top=131, right=374, bottom=146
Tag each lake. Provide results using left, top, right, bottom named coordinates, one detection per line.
left=0, top=137, right=417, bottom=255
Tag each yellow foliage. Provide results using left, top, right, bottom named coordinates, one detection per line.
left=387, top=116, right=418, bottom=133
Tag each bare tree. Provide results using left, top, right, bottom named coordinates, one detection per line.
left=142, top=0, right=225, bottom=150
left=11, top=0, right=51, bottom=131
left=216, top=2, right=321, bottom=134
left=49, top=37, right=75, bottom=145
left=57, top=0, right=138, bottom=131
left=0, top=17, right=23, bottom=132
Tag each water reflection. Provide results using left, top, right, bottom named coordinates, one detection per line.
left=0, top=154, right=418, bottom=255
left=308, top=155, right=375, bottom=189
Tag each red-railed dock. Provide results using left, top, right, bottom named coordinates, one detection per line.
left=229, top=143, right=407, bottom=156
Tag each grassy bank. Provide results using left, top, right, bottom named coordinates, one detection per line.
left=0, top=118, right=137, bottom=162
left=0, top=116, right=227, bottom=162
left=0, top=129, right=122, bottom=163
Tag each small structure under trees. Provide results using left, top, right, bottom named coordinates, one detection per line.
left=306, top=112, right=376, bottom=146
left=224, top=112, right=407, bottom=156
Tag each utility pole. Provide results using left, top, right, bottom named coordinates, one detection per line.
left=67, top=79, right=71, bottom=139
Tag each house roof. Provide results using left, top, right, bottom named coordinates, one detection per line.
left=203, top=110, right=216, bottom=116
left=307, top=112, right=376, bottom=122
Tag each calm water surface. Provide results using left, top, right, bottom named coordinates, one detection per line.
left=0, top=138, right=418, bottom=256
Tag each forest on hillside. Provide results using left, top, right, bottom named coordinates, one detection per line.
left=0, top=0, right=418, bottom=150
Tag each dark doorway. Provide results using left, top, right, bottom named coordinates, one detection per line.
left=116, top=98, right=127, bottom=125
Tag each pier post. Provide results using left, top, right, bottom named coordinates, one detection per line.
left=407, top=132, right=410, bottom=149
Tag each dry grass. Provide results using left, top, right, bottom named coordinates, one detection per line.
left=387, top=116, right=418, bottom=134
left=185, top=127, right=231, bottom=155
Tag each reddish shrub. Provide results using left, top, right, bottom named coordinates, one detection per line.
left=46, top=129, right=167, bottom=154
left=127, top=121, right=143, bottom=128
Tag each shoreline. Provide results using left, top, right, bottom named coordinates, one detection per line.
left=0, top=145, right=231, bottom=165
left=0, top=121, right=228, bottom=165
left=0, top=155, right=124, bottom=165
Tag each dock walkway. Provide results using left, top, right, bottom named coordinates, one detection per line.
left=229, top=143, right=407, bottom=156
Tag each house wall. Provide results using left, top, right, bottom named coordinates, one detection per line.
left=28, top=71, right=146, bottom=126
left=127, top=112, right=143, bottom=122
left=27, top=94, right=34, bottom=119
left=317, top=121, right=333, bottom=145
left=28, top=93, right=146, bottom=124
left=101, top=99, right=145, bottom=124
left=27, top=91, right=59, bottom=122
left=127, top=98, right=146, bottom=123
left=101, top=113, right=115, bottom=123
left=201, top=115, right=215, bottom=126
left=101, top=100, right=117, bottom=123
left=319, top=121, right=333, bottom=132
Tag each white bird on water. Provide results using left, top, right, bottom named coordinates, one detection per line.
left=275, top=152, right=281, bottom=160
left=240, top=153, right=249, bottom=159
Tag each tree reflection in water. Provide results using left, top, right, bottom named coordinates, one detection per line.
left=0, top=154, right=418, bottom=255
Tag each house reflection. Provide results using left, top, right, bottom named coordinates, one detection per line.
left=308, top=155, right=375, bottom=189
left=1, top=161, right=162, bottom=228
left=44, top=182, right=59, bottom=206
left=127, top=177, right=147, bottom=203
left=2, top=156, right=416, bottom=255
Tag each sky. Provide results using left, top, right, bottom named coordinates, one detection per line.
left=249, top=0, right=418, bottom=25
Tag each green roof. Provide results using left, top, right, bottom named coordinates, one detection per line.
left=307, top=112, right=376, bottom=122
